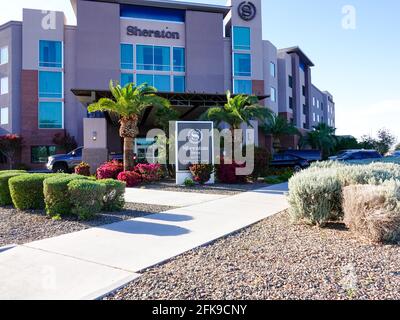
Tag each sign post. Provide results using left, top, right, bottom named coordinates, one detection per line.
left=175, top=121, right=214, bottom=185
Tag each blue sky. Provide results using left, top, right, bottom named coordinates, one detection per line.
left=1, top=0, right=399, bottom=140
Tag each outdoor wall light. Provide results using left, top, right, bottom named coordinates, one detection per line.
left=92, top=131, right=97, bottom=141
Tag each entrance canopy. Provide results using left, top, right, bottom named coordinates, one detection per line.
left=71, top=89, right=269, bottom=126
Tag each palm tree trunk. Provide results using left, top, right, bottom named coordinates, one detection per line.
left=120, top=116, right=139, bottom=172
left=123, top=137, right=135, bottom=171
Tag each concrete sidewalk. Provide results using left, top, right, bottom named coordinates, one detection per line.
left=0, top=183, right=288, bottom=300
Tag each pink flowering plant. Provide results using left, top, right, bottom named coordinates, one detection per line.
left=96, top=160, right=124, bottom=180
left=135, top=163, right=163, bottom=183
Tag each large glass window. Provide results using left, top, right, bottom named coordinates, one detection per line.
left=0, top=46, right=8, bottom=65
left=270, top=87, right=276, bottom=102
left=120, top=4, right=185, bottom=22
left=120, top=73, right=134, bottom=87
left=173, top=47, right=185, bottom=72
left=0, top=107, right=8, bottom=125
left=174, top=76, right=185, bottom=93
left=0, top=77, right=8, bottom=95
left=137, top=45, right=170, bottom=71
left=234, top=80, right=252, bottom=95
left=233, top=27, right=250, bottom=50
left=31, top=146, right=57, bottom=163
left=121, top=44, right=134, bottom=70
left=136, top=74, right=154, bottom=87
left=270, top=62, right=276, bottom=78
left=154, top=75, right=170, bottom=92
left=39, top=71, right=63, bottom=98
left=234, top=53, right=251, bottom=77
left=39, top=101, right=63, bottom=129
left=39, top=40, right=62, bottom=68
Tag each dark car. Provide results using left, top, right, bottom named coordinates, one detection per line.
left=270, top=154, right=310, bottom=172
left=335, top=150, right=383, bottom=161
left=281, top=149, right=322, bottom=162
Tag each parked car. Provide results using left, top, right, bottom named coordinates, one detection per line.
left=46, top=147, right=123, bottom=173
left=329, top=149, right=362, bottom=160
left=280, top=149, right=322, bottom=162
left=331, top=150, right=382, bottom=162
left=270, top=154, right=310, bottom=172
left=390, top=151, right=400, bottom=158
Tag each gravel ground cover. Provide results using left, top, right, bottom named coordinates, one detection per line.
left=106, top=211, right=400, bottom=300
left=0, top=203, right=175, bottom=247
left=139, top=179, right=270, bottom=195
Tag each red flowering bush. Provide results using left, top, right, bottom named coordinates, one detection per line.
left=216, top=157, right=247, bottom=184
left=117, top=171, right=142, bottom=187
left=74, top=162, right=91, bottom=176
left=135, top=163, right=162, bottom=183
left=189, top=164, right=214, bottom=185
left=96, top=160, right=123, bottom=180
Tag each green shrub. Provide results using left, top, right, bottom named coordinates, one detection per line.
left=9, top=173, right=55, bottom=210
left=184, top=178, right=195, bottom=187
left=68, top=180, right=106, bottom=220
left=97, top=179, right=126, bottom=211
left=43, top=174, right=88, bottom=217
left=0, top=170, right=27, bottom=176
left=288, top=169, right=343, bottom=225
left=0, top=172, right=27, bottom=206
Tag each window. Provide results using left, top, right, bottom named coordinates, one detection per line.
left=234, top=80, right=252, bottom=95
left=289, top=97, right=293, bottom=109
left=303, top=104, right=307, bottom=115
left=0, top=46, right=8, bottom=65
left=39, top=71, right=63, bottom=98
left=0, top=77, right=8, bottom=95
left=317, top=114, right=320, bottom=122
left=321, top=102, right=324, bottom=111
left=154, top=75, right=170, bottom=92
left=137, top=45, right=170, bottom=71
left=288, top=75, right=293, bottom=88
left=39, top=101, right=63, bottom=129
left=299, top=62, right=306, bottom=72
left=270, top=87, right=276, bottom=102
left=31, top=146, right=57, bottom=163
left=120, top=73, right=134, bottom=87
left=121, top=44, right=134, bottom=70
left=173, top=47, right=185, bottom=72
left=0, top=107, right=8, bottom=125
left=313, top=113, right=316, bottom=122
left=136, top=74, right=154, bottom=86
left=120, top=4, right=185, bottom=23
left=39, top=40, right=62, bottom=68
left=302, top=85, right=306, bottom=96
left=174, top=76, right=185, bottom=93
left=234, top=53, right=251, bottom=77
left=270, top=62, right=276, bottom=78
left=313, top=97, right=315, bottom=106
left=316, top=100, right=320, bottom=109
left=233, top=26, right=250, bottom=50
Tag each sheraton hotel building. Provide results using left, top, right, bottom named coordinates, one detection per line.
left=0, top=0, right=335, bottom=168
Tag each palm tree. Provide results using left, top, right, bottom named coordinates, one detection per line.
left=88, top=81, right=170, bottom=171
left=262, top=114, right=299, bottom=153
left=302, top=123, right=337, bottom=159
left=200, top=91, right=273, bottom=147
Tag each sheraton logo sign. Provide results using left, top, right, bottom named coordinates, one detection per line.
left=127, top=26, right=180, bottom=39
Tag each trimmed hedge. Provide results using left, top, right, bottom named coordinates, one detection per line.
left=0, top=170, right=27, bottom=175
left=9, top=173, right=55, bottom=210
left=97, top=179, right=126, bottom=211
left=68, top=180, right=106, bottom=220
left=43, top=174, right=88, bottom=217
left=0, top=172, right=28, bottom=206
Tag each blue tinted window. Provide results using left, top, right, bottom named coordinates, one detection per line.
left=137, top=45, right=170, bottom=71
left=39, top=71, right=63, bottom=98
left=136, top=74, right=154, bottom=87
left=39, top=101, right=63, bottom=129
left=299, top=62, right=306, bottom=72
left=173, top=48, right=185, bottom=72
left=154, top=75, right=170, bottom=92
left=121, top=44, right=134, bottom=70
left=233, top=27, right=250, bottom=50
left=39, top=40, right=62, bottom=68
left=121, top=73, right=134, bottom=87
left=234, top=53, right=251, bottom=77
left=271, top=87, right=276, bottom=102
left=234, top=80, right=252, bottom=94
left=174, top=76, right=185, bottom=93
left=120, top=5, right=185, bottom=22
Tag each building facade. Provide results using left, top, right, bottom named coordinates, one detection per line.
left=0, top=0, right=335, bottom=168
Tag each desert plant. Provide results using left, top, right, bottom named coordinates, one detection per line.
left=68, top=180, right=106, bottom=220
left=0, top=135, right=23, bottom=169
left=262, top=114, right=299, bottom=153
left=97, top=179, right=126, bottom=211
left=117, top=171, right=142, bottom=187
left=189, top=164, right=214, bottom=185
left=43, top=174, right=88, bottom=217
left=88, top=81, right=170, bottom=171
left=75, top=162, right=91, bottom=176
left=184, top=178, right=195, bottom=187
left=96, top=160, right=124, bottom=180
left=9, top=173, right=54, bottom=210
left=135, top=163, right=162, bottom=183
left=343, top=182, right=400, bottom=243
left=0, top=171, right=27, bottom=206
left=301, top=123, right=337, bottom=159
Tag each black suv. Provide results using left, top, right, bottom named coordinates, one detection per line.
left=270, top=154, right=310, bottom=172
left=335, top=150, right=382, bottom=161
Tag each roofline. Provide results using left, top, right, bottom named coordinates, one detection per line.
left=72, top=0, right=231, bottom=17
left=0, top=21, right=22, bottom=31
left=278, top=46, right=315, bottom=67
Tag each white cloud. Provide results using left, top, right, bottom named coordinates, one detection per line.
left=336, top=99, right=400, bottom=142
